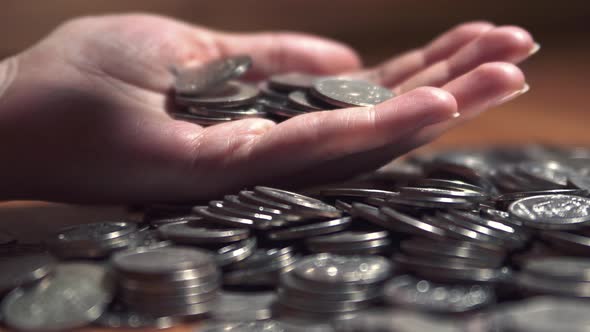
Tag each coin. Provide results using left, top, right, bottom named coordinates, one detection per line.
left=175, top=81, right=260, bottom=108
left=267, top=217, right=352, bottom=240
left=254, top=186, right=342, bottom=218
left=112, top=247, right=216, bottom=277
left=269, top=72, right=320, bottom=92
left=0, top=253, right=56, bottom=294
left=157, top=222, right=249, bottom=245
left=311, top=78, right=394, bottom=107
left=294, top=254, right=391, bottom=285
left=288, top=90, right=327, bottom=111
left=175, top=55, right=252, bottom=95
left=509, top=194, right=590, bottom=229
left=1, top=263, right=113, bottom=331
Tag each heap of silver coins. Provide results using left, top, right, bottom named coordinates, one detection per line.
left=2, top=60, right=590, bottom=331
left=171, top=55, right=395, bottom=125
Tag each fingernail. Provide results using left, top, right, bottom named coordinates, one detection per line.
left=496, top=83, right=530, bottom=104
left=528, top=42, right=541, bottom=56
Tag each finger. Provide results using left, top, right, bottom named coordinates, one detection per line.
left=397, top=26, right=535, bottom=93
left=213, top=31, right=362, bottom=79
left=355, top=21, right=494, bottom=87
left=397, top=62, right=527, bottom=152
left=281, top=62, right=527, bottom=186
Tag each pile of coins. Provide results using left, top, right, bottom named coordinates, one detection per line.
left=4, top=144, right=590, bottom=331
left=276, top=254, right=391, bottom=318
left=112, top=247, right=220, bottom=317
left=171, top=55, right=395, bottom=125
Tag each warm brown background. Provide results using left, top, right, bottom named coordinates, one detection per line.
left=0, top=1, right=589, bottom=331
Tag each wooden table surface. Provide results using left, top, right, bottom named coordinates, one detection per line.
left=0, top=48, right=588, bottom=331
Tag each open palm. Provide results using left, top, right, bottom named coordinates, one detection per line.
left=1, top=14, right=535, bottom=202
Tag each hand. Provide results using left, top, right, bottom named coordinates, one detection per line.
left=0, top=14, right=536, bottom=202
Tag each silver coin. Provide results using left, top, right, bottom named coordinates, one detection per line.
left=210, top=291, right=277, bottom=321
left=112, top=247, right=216, bottom=277
left=223, top=194, right=285, bottom=217
left=175, top=55, right=252, bottom=95
left=176, top=81, right=260, bottom=108
left=193, top=206, right=260, bottom=229
left=254, top=186, right=342, bottom=218
left=148, top=214, right=203, bottom=227
left=229, top=246, right=294, bottom=270
left=259, top=81, right=290, bottom=102
left=278, top=289, right=372, bottom=313
left=269, top=72, right=320, bottom=92
left=393, top=254, right=511, bottom=283
left=208, top=201, right=277, bottom=223
left=262, top=100, right=308, bottom=119
left=398, top=186, right=487, bottom=201
left=320, top=188, right=398, bottom=199
left=51, top=221, right=137, bottom=242
left=239, top=190, right=293, bottom=211
left=509, top=194, right=590, bottom=229
left=157, top=222, right=249, bottom=245
left=400, top=238, right=505, bottom=263
left=120, top=277, right=219, bottom=297
left=1, top=263, right=113, bottom=331
left=307, top=231, right=389, bottom=246
left=188, top=104, right=266, bottom=118
left=294, top=254, right=391, bottom=285
left=288, top=90, right=326, bottom=111
left=311, top=78, right=394, bottom=107
left=0, top=252, right=56, bottom=294
left=383, top=275, right=495, bottom=313
left=202, top=320, right=286, bottom=332
left=223, top=255, right=298, bottom=286
left=411, top=178, right=486, bottom=194
left=385, top=194, right=475, bottom=209
left=120, top=288, right=219, bottom=306
left=267, top=217, right=352, bottom=241
left=379, top=207, right=447, bottom=239
left=280, top=272, right=377, bottom=295
left=215, top=237, right=257, bottom=267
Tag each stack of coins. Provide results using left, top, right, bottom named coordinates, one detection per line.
left=275, top=254, right=392, bottom=319
left=173, top=56, right=267, bottom=126
left=171, top=56, right=395, bottom=125
left=223, top=246, right=298, bottom=287
left=112, top=247, right=220, bottom=317
left=46, top=222, right=141, bottom=259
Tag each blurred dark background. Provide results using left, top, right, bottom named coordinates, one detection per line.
left=1, top=0, right=589, bottom=148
